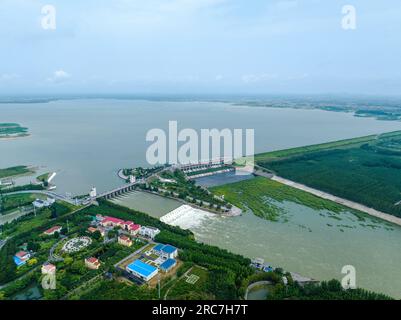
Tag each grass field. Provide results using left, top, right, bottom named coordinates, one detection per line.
left=212, top=177, right=355, bottom=221
left=166, top=265, right=213, bottom=300
left=256, top=131, right=401, bottom=218
left=0, top=166, right=33, bottom=179
left=1, top=193, right=45, bottom=212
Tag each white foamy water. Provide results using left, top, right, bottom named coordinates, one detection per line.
left=160, top=205, right=217, bottom=229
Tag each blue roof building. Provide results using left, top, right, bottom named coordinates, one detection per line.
left=263, top=265, right=274, bottom=272
left=126, top=259, right=158, bottom=282
left=160, top=258, right=177, bottom=272
left=152, top=243, right=178, bottom=259
left=153, top=244, right=164, bottom=252
left=13, top=256, right=27, bottom=267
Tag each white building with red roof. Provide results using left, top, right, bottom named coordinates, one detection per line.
left=43, top=225, right=62, bottom=236
left=118, top=235, right=133, bottom=247
left=100, top=216, right=125, bottom=228
left=128, top=223, right=141, bottom=235
left=41, top=263, right=56, bottom=275
left=85, top=257, right=101, bottom=270
left=99, top=216, right=141, bottom=235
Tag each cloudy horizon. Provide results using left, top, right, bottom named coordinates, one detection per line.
left=1, top=0, right=401, bottom=96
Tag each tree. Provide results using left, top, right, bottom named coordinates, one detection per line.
left=70, top=261, right=86, bottom=275
left=93, top=230, right=102, bottom=241
left=27, top=258, right=38, bottom=266
left=64, top=256, right=74, bottom=265
left=27, top=241, right=39, bottom=252
left=50, top=206, right=58, bottom=219
left=108, top=230, right=117, bottom=239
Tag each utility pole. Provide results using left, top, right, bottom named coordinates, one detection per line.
left=158, top=273, right=161, bottom=300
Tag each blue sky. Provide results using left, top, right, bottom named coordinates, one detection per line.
left=0, top=0, right=400, bottom=95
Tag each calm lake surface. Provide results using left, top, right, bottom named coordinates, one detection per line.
left=2, top=99, right=401, bottom=298
left=1, top=99, right=401, bottom=195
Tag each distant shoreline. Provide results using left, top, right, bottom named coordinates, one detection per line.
left=2, top=95, right=401, bottom=121
left=0, top=133, right=30, bottom=140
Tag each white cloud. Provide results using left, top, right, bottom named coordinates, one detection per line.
left=47, top=69, right=71, bottom=83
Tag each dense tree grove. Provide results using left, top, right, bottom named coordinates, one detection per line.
left=258, top=141, right=401, bottom=218
left=268, top=279, right=392, bottom=300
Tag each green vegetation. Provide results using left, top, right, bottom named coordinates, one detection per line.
left=256, top=131, right=401, bottom=218
left=268, top=279, right=392, bottom=300
left=256, top=134, right=377, bottom=163
left=0, top=198, right=391, bottom=300
left=144, top=169, right=230, bottom=211
left=0, top=201, right=76, bottom=239
left=36, top=173, right=50, bottom=182
left=0, top=183, right=44, bottom=193
left=78, top=280, right=157, bottom=300
left=0, top=201, right=76, bottom=287
left=0, top=123, right=29, bottom=139
left=122, top=166, right=165, bottom=180
left=60, top=200, right=253, bottom=300
left=212, top=177, right=352, bottom=221
left=0, top=166, right=33, bottom=179
left=165, top=265, right=213, bottom=300
left=0, top=193, right=44, bottom=213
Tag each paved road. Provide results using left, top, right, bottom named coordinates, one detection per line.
left=113, top=242, right=152, bottom=268
left=244, top=281, right=272, bottom=300
left=0, top=238, right=8, bottom=250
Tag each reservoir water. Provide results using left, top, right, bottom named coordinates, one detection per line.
left=1, top=99, right=401, bottom=195
left=2, top=99, right=401, bottom=298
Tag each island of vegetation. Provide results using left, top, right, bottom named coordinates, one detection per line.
left=121, top=164, right=236, bottom=215
left=0, top=166, right=34, bottom=180
left=0, top=123, right=29, bottom=139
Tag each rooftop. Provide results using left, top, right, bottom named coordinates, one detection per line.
left=15, top=251, right=29, bottom=258
left=44, top=225, right=62, bottom=234
left=102, top=216, right=125, bottom=225
left=127, top=259, right=158, bottom=278
left=42, top=263, right=56, bottom=271
left=160, top=258, right=176, bottom=271
left=154, top=244, right=177, bottom=254
left=162, top=245, right=177, bottom=254
left=119, top=235, right=131, bottom=241
left=86, top=257, right=99, bottom=264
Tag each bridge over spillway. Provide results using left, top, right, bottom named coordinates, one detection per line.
left=96, top=182, right=139, bottom=200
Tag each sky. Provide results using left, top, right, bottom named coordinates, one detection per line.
left=0, top=0, right=400, bottom=95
